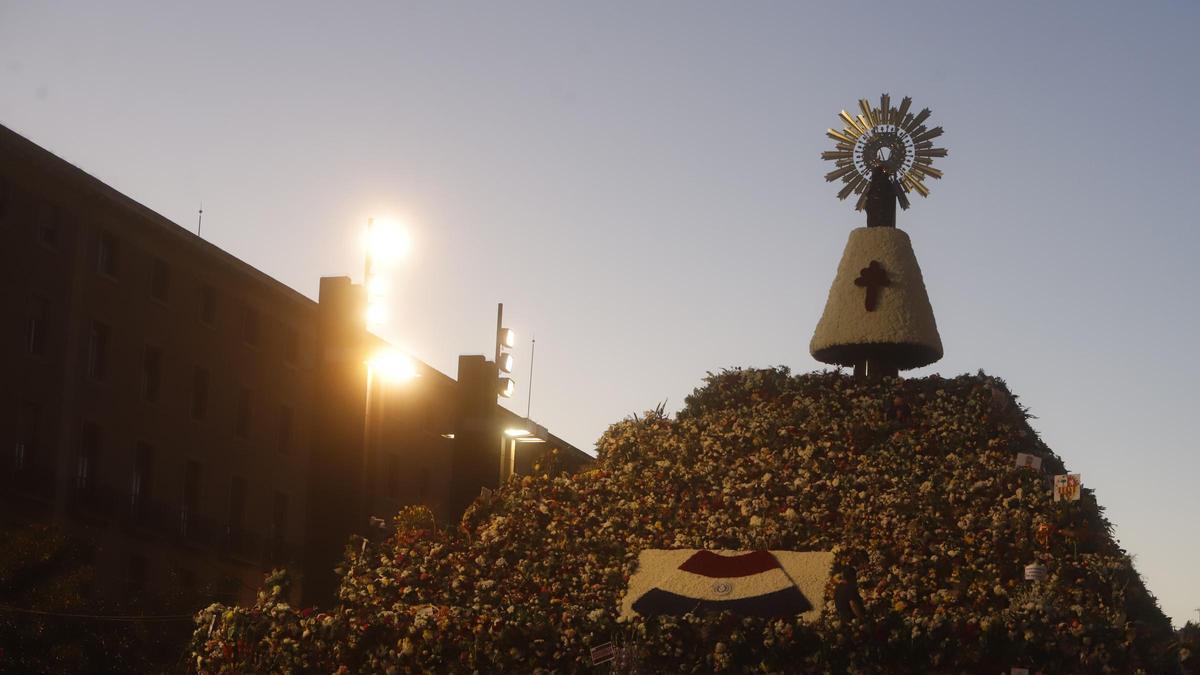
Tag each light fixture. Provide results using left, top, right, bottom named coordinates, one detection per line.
left=498, top=377, right=515, bottom=398
left=364, top=218, right=410, bottom=266
left=498, top=327, right=516, bottom=349
left=365, top=275, right=391, bottom=298
left=504, top=428, right=531, bottom=437
left=366, top=348, right=419, bottom=383
left=498, top=352, right=514, bottom=374
left=514, top=436, right=546, bottom=443
left=364, top=305, right=389, bottom=329
left=441, top=433, right=455, bottom=439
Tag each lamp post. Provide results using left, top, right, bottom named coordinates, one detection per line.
left=500, top=426, right=547, bottom=483
left=494, top=303, right=517, bottom=483
left=359, top=217, right=416, bottom=531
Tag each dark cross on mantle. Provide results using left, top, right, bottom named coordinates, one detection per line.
left=854, top=260, right=890, bottom=311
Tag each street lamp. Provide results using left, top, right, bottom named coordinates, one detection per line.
left=366, top=348, right=420, bottom=383
left=499, top=422, right=548, bottom=483
left=364, top=217, right=409, bottom=333
left=360, top=217, right=414, bottom=531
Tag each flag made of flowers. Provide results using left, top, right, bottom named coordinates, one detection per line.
left=620, top=550, right=833, bottom=622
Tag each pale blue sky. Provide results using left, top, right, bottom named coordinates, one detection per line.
left=2, top=1, right=1197, bottom=626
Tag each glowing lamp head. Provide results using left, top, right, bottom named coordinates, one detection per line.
left=365, top=218, right=411, bottom=266
left=364, top=304, right=389, bottom=330
left=504, top=427, right=531, bottom=437
left=498, top=352, right=514, bottom=374
left=498, top=377, right=515, bottom=398
left=365, top=275, right=392, bottom=299
left=498, top=328, right=516, bottom=349
left=366, top=348, right=419, bottom=383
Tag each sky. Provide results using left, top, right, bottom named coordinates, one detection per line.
left=2, top=1, right=1197, bottom=627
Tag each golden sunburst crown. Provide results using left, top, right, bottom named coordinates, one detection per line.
left=822, top=94, right=947, bottom=211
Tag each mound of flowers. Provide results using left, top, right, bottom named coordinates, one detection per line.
left=190, top=369, right=1175, bottom=673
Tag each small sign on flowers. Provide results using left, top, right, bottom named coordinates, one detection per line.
left=1014, top=453, right=1042, bottom=471
left=1053, top=474, right=1081, bottom=502
left=590, top=642, right=616, bottom=665
left=1024, top=563, right=1048, bottom=582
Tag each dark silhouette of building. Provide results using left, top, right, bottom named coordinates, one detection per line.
left=0, top=123, right=591, bottom=607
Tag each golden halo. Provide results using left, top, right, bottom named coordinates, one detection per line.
left=821, top=94, right=948, bottom=211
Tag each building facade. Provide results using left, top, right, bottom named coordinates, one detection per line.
left=0, top=124, right=590, bottom=607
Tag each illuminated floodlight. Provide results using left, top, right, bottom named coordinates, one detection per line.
left=365, top=219, right=411, bottom=266
left=364, top=304, right=389, bottom=329
left=441, top=433, right=455, bottom=439
left=498, top=328, right=516, bottom=349
left=366, top=348, right=419, bottom=383
left=504, top=427, right=531, bottom=437
left=498, top=377, right=515, bottom=398
left=498, top=352, right=514, bottom=374
left=366, top=275, right=392, bottom=299
left=515, top=436, right=546, bottom=443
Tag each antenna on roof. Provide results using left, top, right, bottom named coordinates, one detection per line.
left=197, top=202, right=204, bottom=238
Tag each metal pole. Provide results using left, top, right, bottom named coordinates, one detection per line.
left=360, top=216, right=376, bottom=530
left=526, top=336, right=535, bottom=418
left=360, top=366, right=373, bottom=531
left=494, top=302, right=506, bottom=488
left=500, top=437, right=518, bottom=484
left=364, top=218, right=375, bottom=286
left=494, top=303, right=503, bottom=365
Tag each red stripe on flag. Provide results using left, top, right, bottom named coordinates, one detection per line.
left=677, top=550, right=780, bottom=578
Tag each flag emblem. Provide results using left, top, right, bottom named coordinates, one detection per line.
left=620, top=550, right=833, bottom=621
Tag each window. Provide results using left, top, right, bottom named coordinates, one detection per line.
left=271, top=492, right=288, bottom=543
left=36, top=202, right=59, bottom=248
left=419, top=467, right=431, bottom=501
left=126, top=554, right=147, bottom=594
left=14, top=402, right=39, bottom=472
left=386, top=455, right=399, bottom=499
left=178, top=568, right=197, bottom=591
left=27, top=296, right=49, bottom=356
left=191, top=368, right=209, bottom=420
left=151, top=258, right=171, bottom=302
left=76, top=423, right=100, bottom=493
left=96, top=232, right=118, bottom=277
left=240, top=306, right=259, bottom=346
left=181, top=460, right=201, bottom=535
left=277, top=405, right=293, bottom=454
left=283, top=327, right=299, bottom=365
left=142, top=346, right=162, bottom=402
left=131, top=443, right=153, bottom=514
left=86, top=321, right=108, bottom=380
left=235, top=387, right=251, bottom=438
left=227, top=477, right=246, bottom=540
left=200, top=285, right=216, bottom=326
left=268, top=491, right=289, bottom=564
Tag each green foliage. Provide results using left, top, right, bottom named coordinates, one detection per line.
left=190, top=369, right=1177, bottom=673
